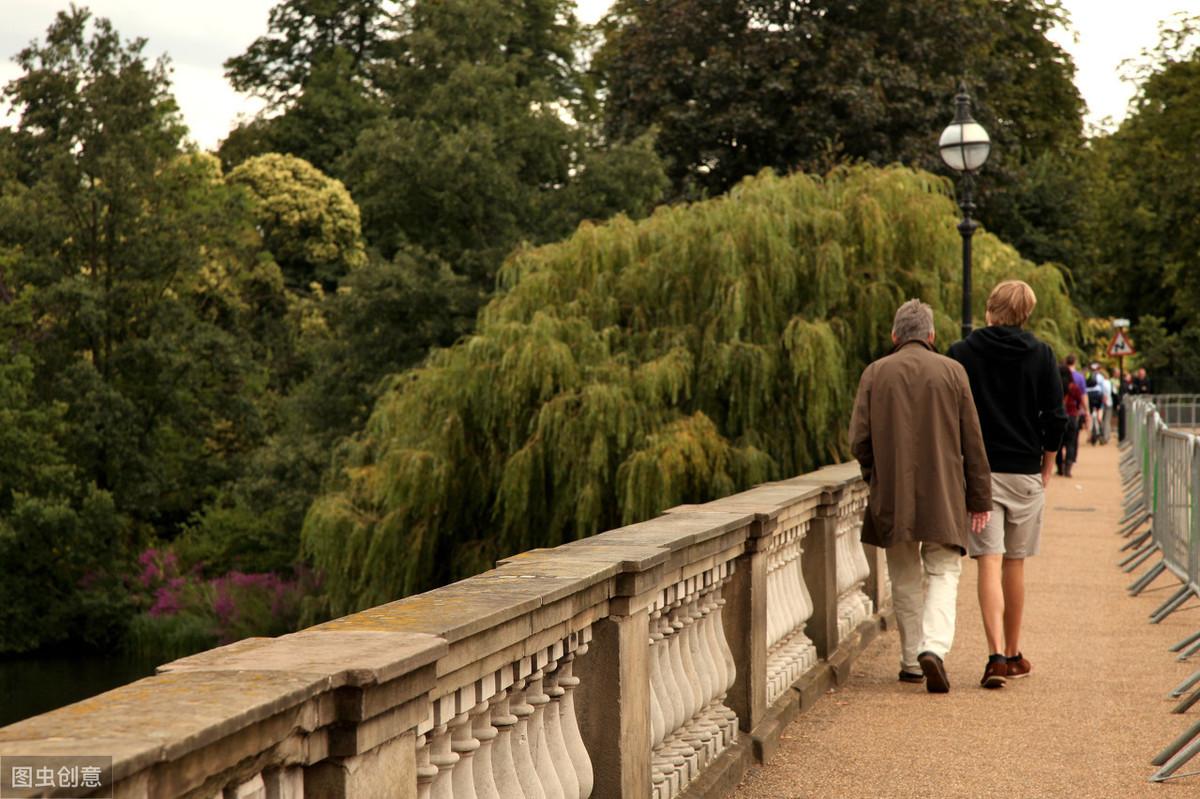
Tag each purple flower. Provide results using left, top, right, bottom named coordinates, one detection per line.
left=149, top=585, right=181, bottom=617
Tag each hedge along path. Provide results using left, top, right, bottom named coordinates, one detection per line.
left=731, top=442, right=1200, bottom=798
left=303, top=165, right=1084, bottom=616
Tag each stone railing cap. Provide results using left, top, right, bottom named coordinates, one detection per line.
left=668, top=482, right=823, bottom=522
left=0, top=669, right=326, bottom=785
left=158, top=629, right=446, bottom=689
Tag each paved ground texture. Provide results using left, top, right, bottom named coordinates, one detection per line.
left=731, top=440, right=1200, bottom=798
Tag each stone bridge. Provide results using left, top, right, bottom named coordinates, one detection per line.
left=0, top=462, right=889, bottom=799
left=5, top=399, right=1200, bottom=797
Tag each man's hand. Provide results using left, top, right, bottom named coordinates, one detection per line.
left=970, top=510, right=991, bottom=535
left=1041, top=451, right=1055, bottom=488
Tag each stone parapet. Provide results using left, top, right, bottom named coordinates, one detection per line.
left=0, top=463, right=887, bottom=799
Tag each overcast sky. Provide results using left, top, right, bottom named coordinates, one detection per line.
left=2, top=0, right=1197, bottom=149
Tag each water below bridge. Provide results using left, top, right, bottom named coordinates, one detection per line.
left=0, top=651, right=159, bottom=728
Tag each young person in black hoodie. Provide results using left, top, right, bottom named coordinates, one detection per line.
left=948, top=280, right=1069, bottom=689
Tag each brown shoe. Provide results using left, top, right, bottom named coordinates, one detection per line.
left=899, top=670, right=924, bottom=684
left=981, top=656, right=1007, bottom=689
left=918, top=651, right=950, bottom=693
left=1006, top=653, right=1031, bottom=679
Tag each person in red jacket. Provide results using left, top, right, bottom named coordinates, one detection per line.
left=1057, top=364, right=1089, bottom=478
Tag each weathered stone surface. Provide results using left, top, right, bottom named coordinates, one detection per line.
left=575, top=611, right=652, bottom=799
left=597, top=510, right=755, bottom=550
left=0, top=670, right=324, bottom=783
left=673, top=483, right=824, bottom=519
left=304, top=729, right=416, bottom=799
left=311, top=580, right=542, bottom=643
left=494, top=549, right=623, bottom=582
left=161, top=630, right=445, bottom=689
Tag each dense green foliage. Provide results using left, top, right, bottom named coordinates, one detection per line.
left=303, top=166, right=1081, bottom=615
left=0, top=9, right=283, bottom=651
left=1083, top=16, right=1200, bottom=327
left=595, top=0, right=1090, bottom=278
left=222, top=0, right=669, bottom=286
left=15, top=0, right=1197, bottom=667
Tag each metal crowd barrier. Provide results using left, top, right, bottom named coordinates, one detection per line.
left=1118, top=395, right=1200, bottom=781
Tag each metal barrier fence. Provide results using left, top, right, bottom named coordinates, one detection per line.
left=1119, top=395, right=1200, bottom=781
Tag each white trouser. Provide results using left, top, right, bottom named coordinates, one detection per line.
left=885, top=542, right=963, bottom=673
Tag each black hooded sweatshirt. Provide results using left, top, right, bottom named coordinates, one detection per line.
left=948, top=326, right=1068, bottom=474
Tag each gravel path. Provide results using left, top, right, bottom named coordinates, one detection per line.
left=731, top=440, right=1200, bottom=798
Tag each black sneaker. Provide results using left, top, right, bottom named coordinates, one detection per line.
left=918, top=651, right=950, bottom=693
left=899, top=670, right=924, bottom=684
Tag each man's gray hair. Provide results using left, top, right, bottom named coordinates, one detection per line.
left=892, top=299, right=934, bottom=342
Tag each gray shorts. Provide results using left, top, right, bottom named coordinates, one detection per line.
left=968, top=472, right=1045, bottom=559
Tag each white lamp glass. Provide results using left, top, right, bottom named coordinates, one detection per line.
left=939, top=121, right=991, bottom=173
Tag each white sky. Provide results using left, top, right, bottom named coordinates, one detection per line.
left=0, top=0, right=1196, bottom=150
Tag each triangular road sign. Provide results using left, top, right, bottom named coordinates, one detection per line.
left=1108, top=330, right=1136, bottom=357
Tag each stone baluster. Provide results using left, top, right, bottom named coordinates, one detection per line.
left=715, top=565, right=739, bottom=739
left=543, top=660, right=581, bottom=799
left=526, top=669, right=565, bottom=799
left=655, top=599, right=687, bottom=796
left=836, top=503, right=874, bottom=638
left=692, top=583, right=723, bottom=762
left=681, top=591, right=712, bottom=771
left=556, top=648, right=593, bottom=799
left=471, top=700, right=500, bottom=799
left=765, top=543, right=780, bottom=653
left=648, top=605, right=679, bottom=798
left=451, top=710, right=481, bottom=799
left=665, top=596, right=700, bottom=783
left=792, top=531, right=817, bottom=673
left=429, top=723, right=459, bottom=799
left=489, top=688, right=526, bottom=799
left=510, top=676, right=547, bottom=799
left=417, top=731, right=438, bottom=799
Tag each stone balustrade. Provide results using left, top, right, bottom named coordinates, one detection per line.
left=0, top=462, right=891, bottom=799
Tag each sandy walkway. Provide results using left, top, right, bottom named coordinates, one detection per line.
left=731, top=440, right=1200, bottom=798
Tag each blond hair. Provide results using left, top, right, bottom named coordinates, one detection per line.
left=986, top=280, right=1037, bottom=327
left=892, top=299, right=934, bottom=342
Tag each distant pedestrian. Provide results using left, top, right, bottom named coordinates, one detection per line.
left=1133, top=367, right=1153, bottom=395
left=850, top=299, right=992, bottom=694
left=1101, top=368, right=1113, bottom=443
left=949, top=280, right=1067, bottom=689
left=1086, top=364, right=1111, bottom=445
left=1056, top=365, right=1089, bottom=477
left=1113, top=368, right=1126, bottom=441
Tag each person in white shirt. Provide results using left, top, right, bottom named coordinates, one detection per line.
left=1100, top=369, right=1113, bottom=444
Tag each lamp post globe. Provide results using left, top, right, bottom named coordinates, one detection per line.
left=939, top=84, right=990, bottom=339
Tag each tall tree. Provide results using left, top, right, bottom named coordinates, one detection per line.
left=302, top=165, right=1083, bottom=615
left=1, top=8, right=284, bottom=540
left=1082, top=14, right=1200, bottom=330
left=339, top=0, right=668, bottom=284
left=220, top=0, right=391, bottom=174
left=227, top=153, right=368, bottom=290
left=224, top=0, right=669, bottom=286
left=595, top=0, right=1086, bottom=271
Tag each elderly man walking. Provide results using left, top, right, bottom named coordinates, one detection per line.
left=849, top=299, right=992, bottom=693
left=949, top=280, right=1067, bottom=688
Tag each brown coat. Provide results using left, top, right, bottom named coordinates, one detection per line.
left=849, top=339, right=992, bottom=552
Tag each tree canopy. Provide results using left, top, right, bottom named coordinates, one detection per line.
left=594, top=0, right=1087, bottom=276
left=302, top=165, right=1082, bottom=615
left=1082, top=14, right=1200, bottom=329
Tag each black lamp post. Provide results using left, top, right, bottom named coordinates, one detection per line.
left=939, top=84, right=991, bottom=339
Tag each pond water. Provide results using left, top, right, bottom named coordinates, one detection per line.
left=0, top=651, right=163, bottom=727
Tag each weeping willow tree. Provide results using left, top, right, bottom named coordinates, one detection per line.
left=303, top=165, right=1082, bottom=615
